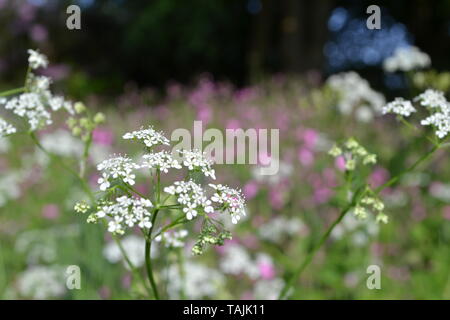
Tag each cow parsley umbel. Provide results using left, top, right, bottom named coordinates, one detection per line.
left=75, top=125, right=246, bottom=299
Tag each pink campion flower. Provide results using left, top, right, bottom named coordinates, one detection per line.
left=89, top=173, right=100, bottom=188
left=98, top=286, right=111, bottom=299
left=335, top=156, right=346, bottom=171
left=298, top=147, right=314, bottom=167
left=225, top=118, right=241, bottom=130
left=442, top=206, right=450, bottom=220
left=196, top=104, right=212, bottom=124
left=323, top=168, right=337, bottom=187
left=241, top=291, right=254, bottom=300
left=135, top=184, right=148, bottom=196
left=269, top=188, right=284, bottom=210
left=258, top=261, right=276, bottom=280
left=92, top=128, right=114, bottom=146
left=411, top=203, right=426, bottom=221
left=30, top=24, right=48, bottom=42
left=41, top=64, right=70, bottom=81
left=243, top=181, right=259, bottom=199
left=42, top=204, right=59, bottom=220
left=302, top=129, right=318, bottom=149
left=241, top=235, right=260, bottom=250
left=121, top=274, right=132, bottom=289
left=369, top=167, right=390, bottom=188
left=314, top=187, right=333, bottom=204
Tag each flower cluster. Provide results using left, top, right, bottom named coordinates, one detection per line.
left=180, top=149, right=216, bottom=179
left=210, top=184, right=246, bottom=224
left=382, top=97, right=416, bottom=117
left=355, top=195, right=388, bottom=224
left=97, top=155, right=140, bottom=190
left=123, top=126, right=170, bottom=148
left=88, top=196, right=153, bottom=235
left=27, top=49, right=48, bottom=70
left=141, top=151, right=182, bottom=173
left=77, top=126, right=246, bottom=255
left=327, top=71, right=385, bottom=122
left=417, top=90, right=450, bottom=138
left=192, top=224, right=232, bottom=255
left=164, top=180, right=214, bottom=220
left=329, top=138, right=377, bottom=170
left=383, top=46, right=431, bottom=73
left=383, top=89, right=450, bottom=139
left=0, top=117, right=17, bottom=137
left=0, top=50, right=74, bottom=132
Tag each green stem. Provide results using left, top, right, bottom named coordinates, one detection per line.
left=375, top=143, right=440, bottom=193
left=0, top=87, right=25, bottom=97
left=278, top=204, right=353, bottom=299
left=279, top=141, right=442, bottom=299
left=145, top=210, right=160, bottom=300
left=112, top=235, right=152, bottom=296
left=79, top=131, right=93, bottom=178
left=30, top=132, right=95, bottom=203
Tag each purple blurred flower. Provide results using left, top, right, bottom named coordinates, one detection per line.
left=92, top=128, right=114, bottom=146
left=30, top=24, right=48, bottom=42
left=41, top=204, right=59, bottom=220
left=243, top=181, right=259, bottom=199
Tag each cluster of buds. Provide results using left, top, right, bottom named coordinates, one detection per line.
left=192, top=223, right=232, bottom=255
left=66, top=102, right=105, bottom=142
left=329, top=137, right=377, bottom=171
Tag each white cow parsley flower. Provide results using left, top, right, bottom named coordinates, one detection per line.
left=327, top=72, right=385, bottom=122
left=2, top=93, right=52, bottom=130
left=155, top=229, right=188, bottom=248
left=17, top=265, right=66, bottom=299
left=97, top=155, right=140, bottom=190
left=383, top=46, right=430, bottom=72
left=180, top=149, right=216, bottom=179
left=141, top=151, right=182, bottom=173
left=382, top=97, right=417, bottom=117
left=417, top=90, right=450, bottom=138
left=210, top=184, right=246, bottom=224
left=0, top=50, right=73, bottom=132
left=421, top=112, right=450, bottom=139
left=90, top=196, right=153, bottom=235
left=27, top=49, right=49, bottom=70
left=415, top=89, right=448, bottom=109
left=164, top=180, right=214, bottom=220
left=123, top=126, right=170, bottom=148
left=0, top=118, right=17, bottom=137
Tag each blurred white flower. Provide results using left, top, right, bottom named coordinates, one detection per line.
left=103, top=235, right=151, bottom=268
left=383, top=46, right=430, bottom=72
left=166, top=261, right=224, bottom=299
left=0, top=117, right=16, bottom=137
left=382, top=97, right=417, bottom=117
left=327, top=72, right=385, bottom=122
left=253, top=278, right=284, bottom=300
left=258, top=216, right=305, bottom=242
left=27, top=49, right=48, bottom=70
left=16, top=265, right=65, bottom=299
